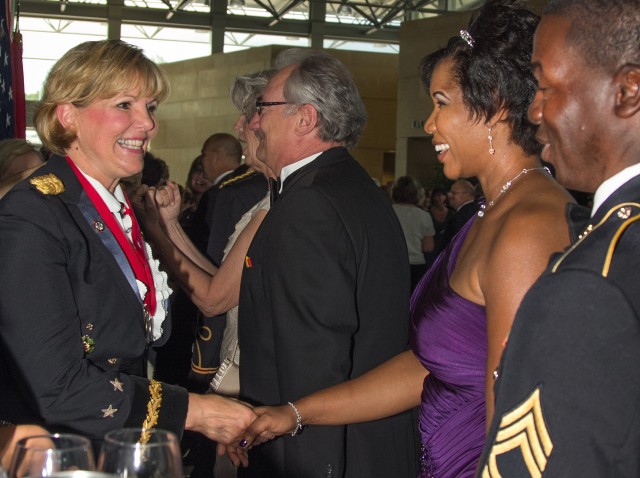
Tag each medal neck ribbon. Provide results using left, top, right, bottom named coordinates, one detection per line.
left=66, top=156, right=157, bottom=316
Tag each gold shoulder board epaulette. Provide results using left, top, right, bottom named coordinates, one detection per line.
left=218, top=170, right=257, bottom=190
left=552, top=202, right=640, bottom=276
left=30, top=174, right=65, bottom=195
left=601, top=209, right=640, bottom=277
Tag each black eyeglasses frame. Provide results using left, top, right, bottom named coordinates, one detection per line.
left=255, top=101, right=293, bottom=115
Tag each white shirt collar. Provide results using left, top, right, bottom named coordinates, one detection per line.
left=213, top=169, right=234, bottom=186
left=591, top=163, right=640, bottom=217
left=77, top=166, right=127, bottom=230
left=279, top=152, right=323, bottom=193
left=456, top=199, right=475, bottom=212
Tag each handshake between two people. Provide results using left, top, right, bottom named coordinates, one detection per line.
left=193, top=395, right=299, bottom=469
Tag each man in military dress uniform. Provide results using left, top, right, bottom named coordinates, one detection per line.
left=187, top=155, right=266, bottom=478
left=478, top=1, right=640, bottom=476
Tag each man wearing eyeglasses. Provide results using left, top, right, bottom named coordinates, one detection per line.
left=437, top=179, right=479, bottom=253
left=236, top=49, right=418, bottom=477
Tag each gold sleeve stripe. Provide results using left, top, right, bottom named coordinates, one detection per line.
left=140, top=379, right=162, bottom=444
left=190, top=326, right=220, bottom=374
left=190, top=363, right=219, bottom=374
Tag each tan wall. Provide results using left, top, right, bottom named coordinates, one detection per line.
left=333, top=50, right=398, bottom=184
left=152, top=46, right=398, bottom=186
left=396, top=0, right=548, bottom=190
left=154, top=0, right=548, bottom=188
left=395, top=11, right=474, bottom=190
left=151, top=45, right=284, bottom=184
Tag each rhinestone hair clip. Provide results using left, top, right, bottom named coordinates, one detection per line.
left=460, top=29, right=474, bottom=48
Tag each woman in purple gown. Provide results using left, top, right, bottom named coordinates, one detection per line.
left=233, top=1, right=574, bottom=476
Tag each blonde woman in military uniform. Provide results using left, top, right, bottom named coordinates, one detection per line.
left=0, top=39, right=254, bottom=449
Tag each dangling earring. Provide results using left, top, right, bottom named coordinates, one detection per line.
left=488, top=126, right=495, bottom=155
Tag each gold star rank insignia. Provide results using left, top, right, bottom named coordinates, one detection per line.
left=101, top=405, right=118, bottom=418
left=30, top=174, right=65, bottom=195
left=482, top=387, right=553, bottom=478
left=110, top=378, right=124, bottom=392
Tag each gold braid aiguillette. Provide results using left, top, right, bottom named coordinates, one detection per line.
left=140, top=379, right=162, bottom=444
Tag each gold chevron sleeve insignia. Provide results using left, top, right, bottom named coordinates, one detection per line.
left=30, top=174, right=65, bottom=195
left=482, top=387, right=553, bottom=478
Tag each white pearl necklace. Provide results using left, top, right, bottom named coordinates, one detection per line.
left=477, top=167, right=551, bottom=218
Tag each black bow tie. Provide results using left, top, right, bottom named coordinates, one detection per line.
left=566, top=202, right=592, bottom=243
left=269, top=178, right=281, bottom=205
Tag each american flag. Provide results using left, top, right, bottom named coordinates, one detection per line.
left=0, top=0, right=25, bottom=139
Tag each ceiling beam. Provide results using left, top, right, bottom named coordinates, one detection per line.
left=19, top=0, right=401, bottom=42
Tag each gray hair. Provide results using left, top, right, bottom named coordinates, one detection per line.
left=274, top=49, right=366, bottom=149
left=230, top=69, right=277, bottom=119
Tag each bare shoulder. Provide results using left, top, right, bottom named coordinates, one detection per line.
left=482, top=175, right=574, bottom=274
left=455, top=174, right=574, bottom=303
left=501, top=176, right=572, bottom=241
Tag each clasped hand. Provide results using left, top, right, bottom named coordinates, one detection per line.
left=224, top=404, right=298, bottom=468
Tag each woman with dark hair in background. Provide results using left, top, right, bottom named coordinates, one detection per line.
left=178, top=155, right=212, bottom=231
left=234, top=2, right=574, bottom=476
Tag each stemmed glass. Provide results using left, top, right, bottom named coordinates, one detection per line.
left=97, top=428, right=182, bottom=478
left=8, top=434, right=96, bottom=477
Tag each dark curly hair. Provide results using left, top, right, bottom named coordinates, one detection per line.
left=419, top=0, right=541, bottom=156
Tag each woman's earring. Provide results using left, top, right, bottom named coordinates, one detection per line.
left=488, top=127, right=495, bottom=155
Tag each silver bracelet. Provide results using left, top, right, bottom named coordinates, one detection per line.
left=287, top=401, right=304, bottom=436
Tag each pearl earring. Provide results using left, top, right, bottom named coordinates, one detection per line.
left=488, top=126, right=495, bottom=155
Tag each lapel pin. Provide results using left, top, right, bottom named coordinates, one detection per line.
left=82, top=335, right=95, bottom=354
left=93, top=220, right=105, bottom=233
left=618, top=207, right=632, bottom=219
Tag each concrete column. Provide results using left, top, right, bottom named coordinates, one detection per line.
left=107, top=0, right=124, bottom=40
left=211, top=0, right=227, bottom=53
left=309, top=0, right=326, bottom=49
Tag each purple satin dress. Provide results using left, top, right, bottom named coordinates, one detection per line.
left=409, top=216, right=486, bottom=478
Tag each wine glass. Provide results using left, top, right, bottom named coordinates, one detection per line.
left=8, top=433, right=96, bottom=477
left=97, top=428, right=182, bottom=478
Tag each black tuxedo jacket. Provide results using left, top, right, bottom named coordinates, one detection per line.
left=478, top=174, right=640, bottom=477
left=438, top=200, right=480, bottom=253
left=0, top=156, right=187, bottom=442
left=238, top=147, right=417, bottom=477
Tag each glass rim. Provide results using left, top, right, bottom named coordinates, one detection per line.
left=102, top=428, right=178, bottom=447
left=15, top=433, right=93, bottom=452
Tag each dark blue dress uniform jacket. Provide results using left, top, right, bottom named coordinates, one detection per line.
left=478, top=173, right=640, bottom=477
left=0, top=155, right=188, bottom=442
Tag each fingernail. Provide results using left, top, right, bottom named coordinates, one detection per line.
left=239, top=439, right=248, bottom=448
